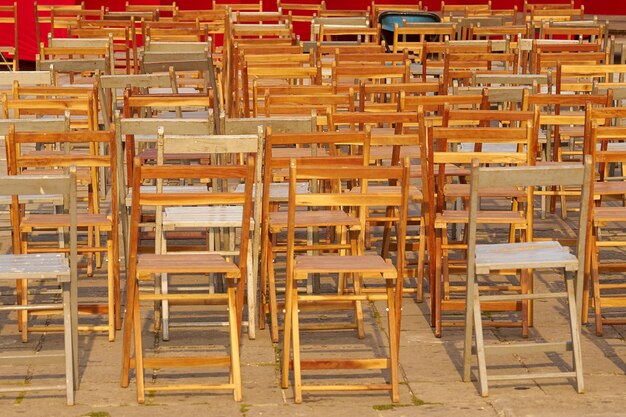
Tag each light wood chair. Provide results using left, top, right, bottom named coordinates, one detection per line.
left=97, top=70, right=178, bottom=128
left=462, top=158, right=590, bottom=397
left=68, top=25, right=133, bottom=74
left=261, top=128, right=371, bottom=342
left=0, top=171, right=78, bottom=405
left=281, top=160, right=409, bottom=403
left=34, top=2, right=85, bottom=49
left=120, top=156, right=255, bottom=403
left=423, top=108, right=538, bottom=337
left=3, top=84, right=98, bottom=131
left=521, top=90, right=612, bottom=218
left=153, top=129, right=262, bottom=340
left=583, top=106, right=626, bottom=335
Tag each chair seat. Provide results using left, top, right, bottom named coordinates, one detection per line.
left=137, top=253, right=240, bottom=276
left=369, top=144, right=420, bottom=160
left=0, top=253, right=69, bottom=281
left=444, top=184, right=527, bottom=199
left=234, top=181, right=309, bottom=200
left=125, top=185, right=208, bottom=206
left=19, top=167, right=92, bottom=184
left=22, top=213, right=111, bottom=229
left=164, top=206, right=254, bottom=228
left=350, top=185, right=422, bottom=202
left=21, top=213, right=112, bottom=230
left=593, top=206, right=626, bottom=224
left=475, top=241, right=578, bottom=274
left=594, top=181, right=626, bottom=196
left=294, top=255, right=396, bottom=278
left=435, top=210, right=525, bottom=227
left=269, top=210, right=360, bottom=231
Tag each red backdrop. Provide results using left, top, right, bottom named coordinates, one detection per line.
left=11, top=0, right=626, bottom=61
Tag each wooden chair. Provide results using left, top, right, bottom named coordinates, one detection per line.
left=261, top=128, right=371, bottom=343
left=50, top=7, right=105, bottom=36
left=521, top=90, right=612, bottom=218
left=264, top=91, right=355, bottom=117
left=359, top=80, right=443, bottom=112
left=115, top=114, right=215, bottom=270
left=75, top=17, right=140, bottom=73
left=241, top=64, right=321, bottom=117
left=443, top=50, right=518, bottom=88
left=331, top=61, right=411, bottom=87
left=533, top=49, right=609, bottom=76
left=318, top=23, right=381, bottom=44
left=97, top=70, right=178, bottom=129
left=392, top=23, right=457, bottom=60
left=583, top=106, right=626, bottom=335
left=539, top=22, right=607, bottom=50
left=125, top=1, right=177, bottom=18
left=34, top=2, right=85, bottom=49
left=213, top=0, right=263, bottom=12
left=252, top=83, right=335, bottom=117
left=441, top=1, right=492, bottom=20
left=152, top=129, right=262, bottom=340
left=0, top=171, right=78, bottom=405
left=0, top=3, right=17, bottom=71
left=6, top=127, right=120, bottom=341
left=69, top=26, right=133, bottom=74
left=120, top=156, right=255, bottom=403
left=462, top=158, right=590, bottom=396
left=281, top=160, right=409, bottom=403
left=3, top=84, right=98, bottom=131
left=424, top=108, right=538, bottom=337
left=277, top=0, right=326, bottom=41
left=557, top=64, right=626, bottom=94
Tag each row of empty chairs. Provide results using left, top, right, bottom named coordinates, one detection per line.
left=0, top=0, right=625, bottom=408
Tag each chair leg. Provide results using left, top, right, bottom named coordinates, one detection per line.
left=268, top=242, right=280, bottom=343
left=120, top=273, right=137, bottom=388
left=386, top=279, right=400, bottom=403
left=416, top=217, right=426, bottom=303
left=227, top=279, right=243, bottom=401
left=161, top=272, right=170, bottom=341
left=472, top=279, right=489, bottom=397
left=291, top=291, right=303, bottom=404
left=62, top=280, right=75, bottom=405
left=462, top=270, right=475, bottom=383
left=281, top=274, right=295, bottom=390
left=133, top=281, right=145, bottom=404
left=107, top=238, right=115, bottom=341
left=565, top=271, right=585, bottom=394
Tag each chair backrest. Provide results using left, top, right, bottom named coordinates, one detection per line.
left=34, top=2, right=85, bottom=48
left=558, top=64, right=626, bottom=94
left=98, top=71, right=178, bottom=127
left=6, top=126, right=117, bottom=222
left=1, top=169, right=77, bottom=267
left=3, top=84, right=98, bottom=130
left=286, top=159, right=410, bottom=272
left=128, top=154, right=255, bottom=276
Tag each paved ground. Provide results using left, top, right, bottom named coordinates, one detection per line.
left=2, top=244, right=626, bottom=417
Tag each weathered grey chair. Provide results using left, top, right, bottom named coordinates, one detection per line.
left=463, top=157, right=591, bottom=396
left=0, top=170, right=78, bottom=405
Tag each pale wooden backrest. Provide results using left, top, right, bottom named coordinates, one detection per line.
left=98, top=71, right=177, bottom=127
left=467, top=156, right=591, bottom=285
left=0, top=117, right=69, bottom=135
left=0, top=169, right=77, bottom=267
